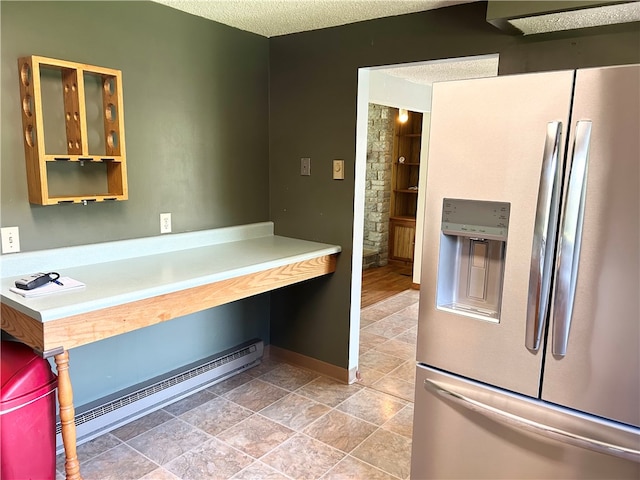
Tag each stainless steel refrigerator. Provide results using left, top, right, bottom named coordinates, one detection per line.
left=411, top=64, right=639, bottom=479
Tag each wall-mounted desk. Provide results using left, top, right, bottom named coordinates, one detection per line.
left=0, top=222, right=341, bottom=480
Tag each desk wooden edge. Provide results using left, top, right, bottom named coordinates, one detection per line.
left=2, top=253, right=337, bottom=353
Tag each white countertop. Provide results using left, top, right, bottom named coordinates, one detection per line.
left=0, top=223, right=341, bottom=323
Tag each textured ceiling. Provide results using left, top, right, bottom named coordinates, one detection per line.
left=375, top=55, right=499, bottom=85
left=152, top=0, right=476, bottom=37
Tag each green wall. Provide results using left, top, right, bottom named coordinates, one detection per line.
left=2, top=1, right=270, bottom=245
left=1, top=0, right=639, bottom=405
left=268, top=1, right=639, bottom=368
left=1, top=1, right=271, bottom=406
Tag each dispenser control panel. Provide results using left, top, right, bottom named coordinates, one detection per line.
left=437, top=198, right=509, bottom=322
left=441, top=198, right=510, bottom=241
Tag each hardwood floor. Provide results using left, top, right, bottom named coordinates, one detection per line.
left=361, top=262, right=414, bottom=308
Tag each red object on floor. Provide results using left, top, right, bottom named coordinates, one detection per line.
left=1, top=340, right=58, bottom=480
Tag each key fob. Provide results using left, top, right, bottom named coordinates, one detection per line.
left=15, top=273, right=52, bottom=290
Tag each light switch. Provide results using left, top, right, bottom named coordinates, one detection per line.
left=333, top=160, right=344, bottom=180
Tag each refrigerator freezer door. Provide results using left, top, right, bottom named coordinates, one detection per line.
left=418, top=70, right=574, bottom=396
left=543, top=64, right=640, bottom=428
left=412, top=365, right=640, bottom=479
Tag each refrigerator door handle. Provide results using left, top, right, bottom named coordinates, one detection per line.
left=425, top=378, right=640, bottom=462
left=526, top=121, right=563, bottom=351
left=552, top=120, right=592, bottom=356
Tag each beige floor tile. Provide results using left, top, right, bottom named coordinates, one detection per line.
left=217, top=414, right=294, bottom=458
left=362, top=316, right=412, bottom=339
left=355, top=367, right=386, bottom=387
left=164, top=438, right=252, bottom=480
left=337, top=389, right=406, bottom=426
left=360, top=306, right=392, bottom=326
left=261, top=434, right=344, bottom=479
left=374, top=338, right=416, bottom=361
left=111, top=410, right=175, bottom=442
left=245, top=356, right=285, bottom=377
left=127, top=418, right=209, bottom=465
left=295, top=376, right=363, bottom=407
left=57, top=433, right=121, bottom=472
left=180, top=396, right=253, bottom=436
left=395, top=326, right=418, bottom=345
left=303, top=410, right=377, bottom=453
left=401, top=301, right=419, bottom=317
left=80, top=444, right=157, bottom=480
left=371, top=375, right=415, bottom=402
left=378, top=291, right=419, bottom=312
left=163, top=388, right=218, bottom=416
left=258, top=363, right=320, bottom=391
left=260, top=392, right=331, bottom=430
left=359, top=330, right=389, bottom=352
left=207, top=372, right=255, bottom=395
left=231, top=461, right=290, bottom=479
left=382, top=404, right=414, bottom=439
left=389, top=361, right=416, bottom=383
left=358, top=349, right=405, bottom=375
left=369, top=291, right=416, bottom=315
left=389, top=307, right=419, bottom=323
left=223, top=379, right=289, bottom=411
left=140, top=467, right=181, bottom=479
left=351, top=429, right=412, bottom=479
left=321, top=455, right=398, bottom=480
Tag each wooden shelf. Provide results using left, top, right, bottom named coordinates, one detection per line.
left=44, top=155, right=124, bottom=163
left=17, top=55, right=128, bottom=205
left=389, top=110, right=422, bottom=264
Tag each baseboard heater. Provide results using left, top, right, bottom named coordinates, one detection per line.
left=56, top=339, right=263, bottom=454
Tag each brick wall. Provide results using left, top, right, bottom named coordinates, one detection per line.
left=363, top=104, right=395, bottom=268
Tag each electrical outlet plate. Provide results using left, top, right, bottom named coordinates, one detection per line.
left=1, top=226, right=21, bottom=253
left=160, top=213, right=172, bottom=234
left=301, top=157, right=311, bottom=176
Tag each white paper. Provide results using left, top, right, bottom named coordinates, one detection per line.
left=10, top=277, right=85, bottom=298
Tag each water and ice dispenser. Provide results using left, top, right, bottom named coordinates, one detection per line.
left=436, top=198, right=510, bottom=322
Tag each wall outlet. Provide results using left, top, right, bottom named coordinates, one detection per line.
left=1, top=226, right=21, bottom=253
left=160, top=213, right=172, bottom=234
left=301, top=157, right=311, bottom=176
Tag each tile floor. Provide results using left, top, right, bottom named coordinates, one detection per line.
left=56, top=289, right=419, bottom=480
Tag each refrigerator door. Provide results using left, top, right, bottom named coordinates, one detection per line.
left=412, top=365, right=640, bottom=479
left=542, top=64, right=640, bottom=428
left=418, top=70, right=574, bottom=396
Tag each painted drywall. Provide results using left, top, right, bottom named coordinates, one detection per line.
left=268, top=1, right=639, bottom=372
left=1, top=1, right=271, bottom=406
left=368, top=70, right=432, bottom=112
left=413, top=112, right=432, bottom=286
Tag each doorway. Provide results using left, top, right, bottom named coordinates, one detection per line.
left=350, top=54, right=500, bottom=378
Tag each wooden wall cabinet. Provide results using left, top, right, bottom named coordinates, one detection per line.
left=389, top=110, right=422, bottom=263
left=18, top=56, right=128, bottom=205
